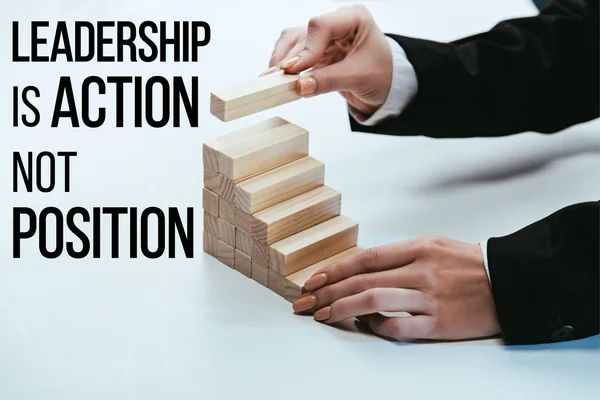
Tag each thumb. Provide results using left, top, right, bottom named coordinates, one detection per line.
left=297, top=60, right=362, bottom=97
left=283, top=6, right=366, bottom=74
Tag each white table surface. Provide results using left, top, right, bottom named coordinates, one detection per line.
left=1, top=1, right=599, bottom=399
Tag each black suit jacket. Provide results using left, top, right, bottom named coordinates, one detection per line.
left=351, top=0, right=600, bottom=344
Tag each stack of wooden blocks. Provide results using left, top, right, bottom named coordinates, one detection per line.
left=203, top=71, right=361, bottom=302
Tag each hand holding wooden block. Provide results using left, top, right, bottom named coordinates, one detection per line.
left=210, top=71, right=300, bottom=122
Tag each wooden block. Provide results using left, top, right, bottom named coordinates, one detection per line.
left=234, top=250, right=252, bottom=278
left=204, top=211, right=219, bottom=237
left=236, top=229, right=253, bottom=255
left=210, top=71, right=301, bottom=122
left=214, top=117, right=308, bottom=180
left=217, top=174, right=238, bottom=203
left=203, top=143, right=219, bottom=171
left=219, top=199, right=236, bottom=225
left=235, top=207, right=253, bottom=233
left=217, top=240, right=235, bottom=267
left=252, top=239, right=269, bottom=267
left=204, top=166, right=223, bottom=194
left=252, top=186, right=341, bottom=245
left=269, top=215, right=359, bottom=276
left=268, top=268, right=285, bottom=297
left=235, top=156, right=324, bottom=214
left=203, top=231, right=219, bottom=257
left=218, top=218, right=236, bottom=247
left=283, top=247, right=363, bottom=302
left=251, top=261, right=269, bottom=288
left=203, top=188, right=219, bottom=216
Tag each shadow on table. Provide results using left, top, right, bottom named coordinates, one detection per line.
left=417, top=140, right=600, bottom=194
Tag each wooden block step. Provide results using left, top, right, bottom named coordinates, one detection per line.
left=235, top=156, right=324, bottom=214
left=204, top=211, right=218, bottom=237
left=204, top=167, right=222, bottom=194
left=251, top=186, right=341, bottom=245
left=219, top=199, right=236, bottom=225
left=235, top=208, right=253, bottom=233
left=251, top=261, right=269, bottom=288
left=252, top=239, right=269, bottom=267
left=234, top=250, right=252, bottom=278
left=283, top=247, right=363, bottom=302
left=204, top=117, right=308, bottom=181
left=218, top=218, right=236, bottom=247
left=210, top=71, right=300, bottom=122
left=217, top=240, right=235, bottom=268
left=203, top=231, right=219, bottom=257
left=268, top=269, right=285, bottom=298
left=202, top=188, right=219, bottom=216
left=269, top=215, right=359, bottom=276
left=236, top=229, right=253, bottom=255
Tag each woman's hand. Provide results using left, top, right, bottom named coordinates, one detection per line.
left=292, top=237, right=502, bottom=341
left=262, top=5, right=393, bottom=117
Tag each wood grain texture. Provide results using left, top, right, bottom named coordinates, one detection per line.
left=251, top=186, right=341, bottom=245
left=202, top=188, right=219, bottom=216
left=236, top=229, right=253, bottom=256
left=218, top=218, right=236, bottom=247
left=217, top=174, right=238, bottom=203
left=204, top=167, right=222, bottom=194
left=267, top=269, right=285, bottom=298
left=251, top=261, right=269, bottom=288
left=235, top=207, right=252, bottom=233
left=216, top=117, right=308, bottom=180
left=252, top=239, right=269, bottom=267
left=269, top=215, right=359, bottom=276
left=217, top=240, right=235, bottom=268
left=203, top=143, right=219, bottom=171
left=210, top=71, right=300, bottom=122
left=219, top=199, right=236, bottom=225
left=204, top=211, right=219, bottom=237
left=234, top=156, right=325, bottom=214
left=234, top=250, right=252, bottom=278
left=203, top=231, right=219, bottom=257
left=283, top=247, right=363, bottom=302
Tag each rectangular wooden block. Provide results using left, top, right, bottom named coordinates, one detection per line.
left=204, top=166, right=223, bottom=194
left=219, top=199, right=236, bottom=225
left=234, top=250, right=252, bottom=278
left=218, top=218, right=236, bottom=247
left=251, top=186, right=341, bottom=245
left=203, top=231, right=219, bottom=257
left=269, top=215, right=359, bottom=276
left=251, top=261, right=269, bottom=288
left=203, top=188, right=219, bottom=216
left=203, top=143, right=220, bottom=171
left=217, top=174, right=238, bottom=203
left=236, top=229, right=253, bottom=255
left=235, top=156, right=325, bottom=214
left=252, top=239, right=269, bottom=267
left=210, top=71, right=301, bottom=122
left=268, top=268, right=285, bottom=298
left=283, top=247, right=363, bottom=302
left=217, top=240, right=235, bottom=268
left=221, top=118, right=308, bottom=180
left=204, top=211, right=219, bottom=237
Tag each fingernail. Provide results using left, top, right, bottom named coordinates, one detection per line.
left=292, top=295, right=316, bottom=312
left=280, top=56, right=300, bottom=69
left=304, top=273, right=327, bottom=292
left=259, top=66, right=278, bottom=77
left=314, top=306, right=331, bottom=322
left=299, top=77, right=317, bottom=95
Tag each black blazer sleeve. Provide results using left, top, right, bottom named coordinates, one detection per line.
left=350, top=0, right=599, bottom=138
left=487, top=202, right=599, bottom=344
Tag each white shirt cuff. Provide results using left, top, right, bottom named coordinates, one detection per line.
left=479, top=239, right=492, bottom=285
left=349, top=36, right=418, bottom=126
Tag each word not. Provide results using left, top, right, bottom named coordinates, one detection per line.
left=13, top=207, right=194, bottom=259
left=12, top=21, right=210, bottom=63
left=13, top=151, right=76, bottom=193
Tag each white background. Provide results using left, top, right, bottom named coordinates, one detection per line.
left=1, top=1, right=599, bottom=399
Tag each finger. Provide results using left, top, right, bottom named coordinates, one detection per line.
left=302, top=267, right=423, bottom=312
left=303, top=240, right=421, bottom=291
left=357, top=314, right=436, bottom=341
left=280, top=40, right=305, bottom=68
left=282, top=6, right=366, bottom=73
left=324, top=288, right=428, bottom=324
left=296, top=59, right=364, bottom=96
left=269, top=28, right=303, bottom=68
